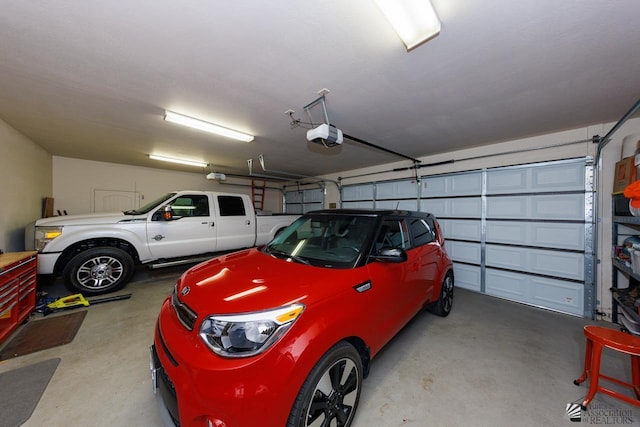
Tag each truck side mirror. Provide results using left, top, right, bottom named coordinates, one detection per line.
left=162, top=205, right=174, bottom=221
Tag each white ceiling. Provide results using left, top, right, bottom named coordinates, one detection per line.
left=1, top=1, right=639, bottom=179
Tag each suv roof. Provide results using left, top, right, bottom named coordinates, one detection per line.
left=305, top=209, right=436, bottom=220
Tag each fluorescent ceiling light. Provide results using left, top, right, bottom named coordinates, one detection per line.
left=375, top=0, right=441, bottom=51
left=149, top=154, right=207, bottom=168
left=164, top=110, right=254, bottom=142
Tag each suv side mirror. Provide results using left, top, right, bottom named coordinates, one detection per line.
left=371, top=247, right=407, bottom=263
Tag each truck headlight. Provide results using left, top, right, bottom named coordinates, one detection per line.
left=199, top=304, right=304, bottom=358
left=34, top=227, right=63, bottom=251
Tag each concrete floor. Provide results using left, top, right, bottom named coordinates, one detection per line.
left=2, top=268, right=640, bottom=427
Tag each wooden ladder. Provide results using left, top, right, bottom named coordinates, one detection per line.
left=251, top=180, right=266, bottom=211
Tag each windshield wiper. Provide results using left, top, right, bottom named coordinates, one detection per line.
left=265, top=247, right=310, bottom=265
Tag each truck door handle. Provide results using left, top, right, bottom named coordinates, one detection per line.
left=153, top=235, right=165, bottom=241
left=246, top=220, right=251, bottom=225
left=210, top=222, right=215, bottom=227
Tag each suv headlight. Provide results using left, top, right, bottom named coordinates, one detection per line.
left=199, top=304, right=304, bottom=358
left=34, top=226, right=63, bottom=251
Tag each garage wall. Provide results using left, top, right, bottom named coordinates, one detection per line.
left=0, top=119, right=52, bottom=252
left=320, top=118, right=640, bottom=320
left=52, top=157, right=285, bottom=215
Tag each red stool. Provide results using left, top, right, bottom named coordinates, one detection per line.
left=574, top=325, right=640, bottom=409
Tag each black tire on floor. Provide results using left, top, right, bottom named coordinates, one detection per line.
left=62, top=247, right=135, bottom=296
left=427, top=271, right=454, bottom=317
left=287, top=341, right=363, bottom=427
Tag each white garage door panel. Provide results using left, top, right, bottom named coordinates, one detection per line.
left=285, top=204, right=303, bottom=214
left=285, top=188, right=324, bottom=214
left=486, top=169, right=526, bottom=193
left=342, top=201, right=374, bottom=209
left=422, top=172, right=482, bottom=197
left=453, top=263, right=481, bottom=292
left=531, top=277, right=584, bottom=315
left=486, top=245, right=584, bottom=281
left=486, top=269, right=584, bottom=316
left=439, top=219, right=482, bottom=241
left=377, top=181, right=418, bottom=199
left=421, top=199, right=446, bottom=216
left=486, top=194, right=584, bottom=220
left=303, top=203, right=323, bottom=213
left=420, top=197, right=482, bottom=218
left=486, top=269, right=526, bottom=298
left=286, top=191, right=302, bottom=203
left=376, top=200, right=418, bottom=210
left=532, top=163, right=585, bottom=190
left=486, top=160, right=585, bottom=194
left=447, top=241, right=481, bottom=264
left=342, top=184, right=374, bottom=201
left=486, top=221, right=585, bottom=250
left=304, top=189, right=323, bottom=203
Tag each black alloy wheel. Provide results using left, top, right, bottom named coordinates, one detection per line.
left=428, top=271, right=454, bottom=317
left=288, top=341, right=363, bottom=427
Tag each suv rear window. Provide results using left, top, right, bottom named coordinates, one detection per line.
left=409, top=218, right=436, bottom=246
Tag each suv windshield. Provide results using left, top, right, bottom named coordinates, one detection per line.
left=264, top=214, right=376, bottom=268
left=124, top=193, right=176, bottom=215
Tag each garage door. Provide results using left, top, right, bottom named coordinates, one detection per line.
left=284, top=187, right=324, bottom=213
left=341, top=158, right=594, bottom=318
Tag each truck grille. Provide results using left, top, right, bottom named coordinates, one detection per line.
left=171, top=288, right=198, bottom=331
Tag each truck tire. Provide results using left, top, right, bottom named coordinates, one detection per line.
left=62, top=247, right=135, bottom=296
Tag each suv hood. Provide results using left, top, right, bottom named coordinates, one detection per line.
left=176, top=248, right=366, bottom=315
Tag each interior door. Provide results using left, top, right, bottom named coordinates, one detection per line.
left=146, top=194, right=216, bottom=259
left=93, top=190, right=139, bottom=213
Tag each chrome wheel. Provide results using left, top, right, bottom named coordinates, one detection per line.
left=76, top=255, right=124, bottom=289
left=63, top=247, right=135, bottom=295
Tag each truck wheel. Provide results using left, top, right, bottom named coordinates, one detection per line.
left=62, top=247, right=135, bottom=296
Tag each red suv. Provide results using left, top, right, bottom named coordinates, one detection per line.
left=151, top=209, right=454, bottom=427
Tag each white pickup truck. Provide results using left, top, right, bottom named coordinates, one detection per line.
left=26, top=191, right=300, bottom=295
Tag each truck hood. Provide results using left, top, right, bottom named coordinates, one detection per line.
left=35, top=212, right=145, bottom=226
left=176, top=248, right=366, bottom=315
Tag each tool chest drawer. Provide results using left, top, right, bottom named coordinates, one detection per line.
left=0, top=251, right=37, bottom=345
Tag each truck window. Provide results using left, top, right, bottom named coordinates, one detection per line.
left=170, top=195, right=210, bottom=218
left=218, top=196, right=246, bottom=216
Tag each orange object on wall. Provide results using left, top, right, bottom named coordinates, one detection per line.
left=614, top=156, right=637, bottom=195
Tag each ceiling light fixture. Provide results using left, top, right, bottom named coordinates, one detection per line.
left=164, top=110, right=254, bottom=142
left=149, top=154, right=208, bottom=168
left=375, top=0, right=441, bottom=51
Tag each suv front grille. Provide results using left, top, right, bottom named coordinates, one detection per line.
left=171, top=288, right=198, bottom=331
